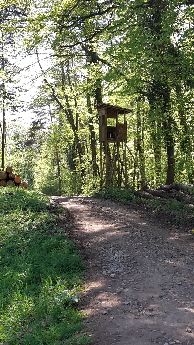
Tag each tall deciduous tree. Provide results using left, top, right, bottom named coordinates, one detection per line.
left=0, top=4, right=27, bottom=169
left=102, top=0, right=194, bottom=186
left=4, top=0, right=194, bottom=191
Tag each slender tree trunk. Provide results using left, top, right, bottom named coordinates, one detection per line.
left=49, top=106, right=62, bottom=194
left=148, top=102, right=162, bottom=185
left=37, top=52, right=85, bottom=179
left=55, top=150, right=62, bottom=195
left=136, top=99, right=146, bottom=188
left=1, top=99, right=5, bottom=170
left=82, top=45, right=107, bottom=185
left=144, top=1, right=175, bottom=185
left=94, top=83, right=102, bottom=105
left=161, top=84, right=175, bottom=185
left=149, top=85, right=174, bottom=185
left=133, top=139, right=139, bottom=188
left=86, top=94, right=99, bottom=177
left=166, top=141, right=175, bottom=185
left=175, top=85, right=194, bottom=183
left=82, top=44, right=103, bottom=104
left=63, top=93, right=85, bottom=175
left=61, top=62, right=86, bottom=178
left=1, top=35, right=6, bottom=171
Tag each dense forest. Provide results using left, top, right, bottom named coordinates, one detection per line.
left=1, top=0, right=194, bottom=195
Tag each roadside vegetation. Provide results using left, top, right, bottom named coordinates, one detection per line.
left=98, top=187, right=194, bottom=230
left=0, top=187, right=90, bottom=345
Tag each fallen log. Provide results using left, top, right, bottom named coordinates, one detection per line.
left=176, top=184, right=194, bottom=193
left=134, top=183, right=194, bottom=205
left=0, top=171, right=7, bottom=180
left=9, top=173, right=15, bottom=180
left=0, top=180, right=6, bottom=187
left=0, top=167, right=28, bottom=189
left=20, top=181, right=28, bottom=189
left=7, top=180, right=15, bottom=187
left=157, top=183, right=194, bottom=193
left=14, top=176, right=21, bottom=184
left=6, top=166, right=13, bottom=173
left=146, top=189, right=168, bottom=198
left=146, top=188, right=193, bottom=204
left=157, top=184, right=178, bottom=191
left=134, top=190, right=157, bottom=200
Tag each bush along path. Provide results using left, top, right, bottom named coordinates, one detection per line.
left=52, top=195, right=194, bottom=345
left=0, top=188, right=90, bottom=345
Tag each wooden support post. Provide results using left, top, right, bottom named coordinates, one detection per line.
left=100, top=142, right=103, bottom=188
left=124, top=112, right=128, bottom=188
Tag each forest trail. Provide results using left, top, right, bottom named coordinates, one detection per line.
left=52, top=196, right=194, bottom=345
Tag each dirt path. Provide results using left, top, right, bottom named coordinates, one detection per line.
left=52, top=196, right=194, bottom=345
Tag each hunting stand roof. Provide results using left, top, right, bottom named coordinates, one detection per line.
left=97, top=103, right=131, bottom=117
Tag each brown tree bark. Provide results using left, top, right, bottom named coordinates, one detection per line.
left=136, top=99, right=146, bottom=188
left=145, top=1, right=175, bottom=185
left=87, top=94, right=99, bottom=177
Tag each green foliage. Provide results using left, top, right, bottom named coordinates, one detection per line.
left=98, top=186, right=136, bottom=203
left=3, top=0, right=194, bottom=191
left=98, top=185, right=194, bottom=228
left=0, top=188, right=91, bottom=345
left=142, top=197, right=194, bottom=227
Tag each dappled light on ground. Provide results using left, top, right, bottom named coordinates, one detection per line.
left=53, top=195, right=194, bottom=345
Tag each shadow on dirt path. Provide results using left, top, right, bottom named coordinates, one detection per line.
left=52, top=196, right=194, bottom=345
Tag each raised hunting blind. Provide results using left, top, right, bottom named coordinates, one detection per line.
left=97, top=103, right=131, bottom=187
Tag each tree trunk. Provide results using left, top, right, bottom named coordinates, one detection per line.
left=0, top=171, right=7, bottom=179
left=165, top=136, right=175, bottom=185
left=176, top=84, right=194, bottom=183
left=1, top=102, right=5, bottom=171
left=1, top=35, right=6, bottom=171
left=136, top=99, right=146, bottom=188
left=145, top=1, right=175, bottom=185
left=86, top=94, right=99, bottom=177
left=148, top=102, right=162, bottom=185
left=37, top=52, right=86, bottom=180
left=162, top=85, right=175, bottom=185
left=55, top=150, right=62, bottom=195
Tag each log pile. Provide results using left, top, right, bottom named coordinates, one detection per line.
left=0, top=166, right=28, bottom=188
left=134, top=183, right=194, bottom=205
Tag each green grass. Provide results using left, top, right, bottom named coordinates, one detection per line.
left=98, top=186, right=136, bottom=203
left=143, top=197, right=194, bottom=227
left=0, top=188, right=91, bottom=345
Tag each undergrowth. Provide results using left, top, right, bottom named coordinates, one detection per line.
left=98, top=186, right=194, bottom=229
left=143, top=198, right=194, bottom=228
left=98, top=186, right=136, bottom=203
left=0, top=187, right=91, bottom=345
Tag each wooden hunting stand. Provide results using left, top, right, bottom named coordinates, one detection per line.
left=97, top=103, right=131, bottom=188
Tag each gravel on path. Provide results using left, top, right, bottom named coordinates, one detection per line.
left=52, top=196, right=194, bottom=345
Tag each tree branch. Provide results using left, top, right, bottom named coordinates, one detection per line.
left=58, top=3, right=118, bottom=31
